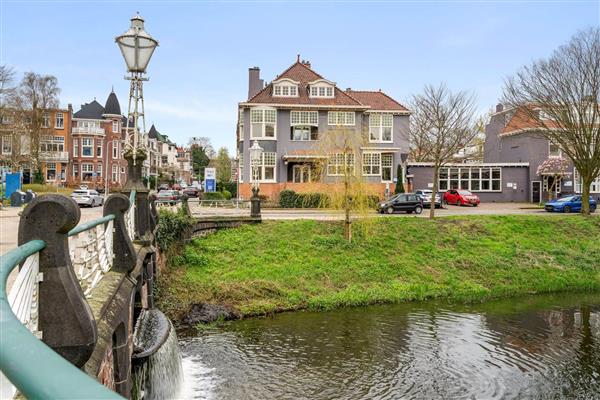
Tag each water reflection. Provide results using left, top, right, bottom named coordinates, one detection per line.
left=180, top=293, right=600, bottom=399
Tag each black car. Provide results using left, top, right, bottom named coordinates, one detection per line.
left=379, top=194, right=423, bottom=214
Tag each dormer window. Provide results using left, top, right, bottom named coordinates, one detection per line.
left=272, top=79, right=299, bottom=97
left=309, top=79, right=335, bottom=98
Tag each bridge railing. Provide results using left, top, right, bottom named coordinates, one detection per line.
left=125, top=190, right=136, bottom=240
left=0, top=240, right=121, bottom=399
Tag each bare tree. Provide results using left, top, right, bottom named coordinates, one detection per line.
left=13, top=72, right=60, bottom=171
left=503, top=28, right=600, bottom=215
left=0, top=66, right=24, bottom=171
left=409, top=84, right=479, bottom=219
left=313, top=126, right=375, bottom=242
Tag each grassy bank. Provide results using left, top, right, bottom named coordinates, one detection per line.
left=158, top=216, right=600, bottom=319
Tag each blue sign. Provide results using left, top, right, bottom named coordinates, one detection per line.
left=205, top=179, right=216, bottom=193
left=5, top=173, right=22, bottom=200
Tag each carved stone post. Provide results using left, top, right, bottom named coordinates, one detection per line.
left=122, top=151, right=150, bottom=242
left=103, top=193, right=136, bottom=273
left=250, top=185, right=261, bottom=219
left=181, top=193, right=191, bottom=216
left=149, top=193, right=158, bottom=233
left=18, top=194, right=97, bottom=367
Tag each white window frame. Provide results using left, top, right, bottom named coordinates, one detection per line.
left=574, top=168, right=600, bottom=194
left=55, top=112, right=64, bottom=129
left=112, top=140, right=119, bottom=159
left=81, top=138, right=93, bottom=157
left=290, top=111, right=318, bottom=126
left=73, top=163, right=79, bottom=177
left=381, top=154, right=393, bottom=182
left=250, top=108, right=277, bottom=139
left=438, top=166, right=502, bottom=192
left=310, top=84, right=335, bottom=98
left=238, top=152, right=243, bottom=183
left=46, top=162, right=57, bottom=181
left=327, top=153, right=355, bottom=176
left=327, top=112, right=355, bottom=126
left=253, top=152, right=277, bottom=182
left=112, top=164, right=119, bottom=183
left=41, top=112, right=50, bottom=128
left=112, top=121, right=119, bottom=133
left=97, top=163, right=103, bottom=177
left=273, top=84, right=298, bottom=97
left=369, top=113, right=393, bottom=143
left=1, top=136, right=12, bottom=154
left=548, top=141, right=562, bottom=158
left=292, top=164, right=311, bottom=183
left=96, top=140, right=103, bottom=158
left=73, top=139, right=79, bottom=157
left=362, top=152, right=381, bottom=176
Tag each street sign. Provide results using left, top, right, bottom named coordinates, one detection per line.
left=204, top=167, right=216, bottom=192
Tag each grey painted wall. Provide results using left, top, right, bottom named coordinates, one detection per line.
left=409, top=165, right=530, bottom=202
left=238, top=107, right=410, bottom=185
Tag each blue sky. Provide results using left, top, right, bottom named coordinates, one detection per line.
left=1, top=0, right=598, bottom=153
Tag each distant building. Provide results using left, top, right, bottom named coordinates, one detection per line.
left=70, top=90, right=127, bottom=189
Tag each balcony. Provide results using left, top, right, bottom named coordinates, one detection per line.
left=72, top=127, right=104, bottom=135
left=40, top=151, right=69, bottom=162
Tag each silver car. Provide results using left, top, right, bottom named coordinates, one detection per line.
left=71, top=189, right=104, bottom=207
left=415, top=189, right=442, bottom=208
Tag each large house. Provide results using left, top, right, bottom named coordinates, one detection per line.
left=409, top=103, right=600, bottom=203
left=236, top=58, right=410, bottom=199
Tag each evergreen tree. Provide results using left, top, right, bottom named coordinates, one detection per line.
left=395, top=165, right=405, bottom=194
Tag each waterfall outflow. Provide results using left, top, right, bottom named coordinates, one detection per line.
left=132, top=315, right=184, bottom=399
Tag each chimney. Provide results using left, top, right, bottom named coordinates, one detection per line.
left=496, top=103, right=504, bottom=113
left=248, top=67, right=263, bottom=100
left=301, top=59, right=311, bottom=69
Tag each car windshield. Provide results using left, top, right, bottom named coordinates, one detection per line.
left=458, top=190, right=472, bottom=195
left=556, top=196, right=576, bottom=202
left=73, top=190, right=88, bottom=195
left=420, top=190, right=432, bottom=195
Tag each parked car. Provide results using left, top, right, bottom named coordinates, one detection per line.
left=183, top=187, right=200, bottom=198
left=379, top=193, right=423, bottom=214
left=158, top=183, right=170, bottom=191
left=544, top=195, right=597, bottom=213
left=79, top=185, right=89, bottom=190
left=443, top=189, right=481, bottom=207
left=157, top=190, right=181, bottom=204
left=71, top=190, right=104, bottom=207
left=172, top=183, right=182, bottom=191
left=415, top=189, right=442, bottom=208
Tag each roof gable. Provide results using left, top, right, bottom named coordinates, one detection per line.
left=73, top=100, right=105, bottom=119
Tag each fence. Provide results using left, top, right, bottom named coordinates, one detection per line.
left=0, top=189, right=141, bottom=399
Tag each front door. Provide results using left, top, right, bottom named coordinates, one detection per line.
left=292, top=165, right=311, bottom=183
left=531, top=181, right=541, bottom=203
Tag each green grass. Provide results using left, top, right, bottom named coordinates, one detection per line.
left=158, top=215, right=600, bottom=319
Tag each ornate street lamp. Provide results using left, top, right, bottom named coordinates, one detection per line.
left=248, top=140, right=263, bottom=218
left=116, top=13, right=158, bottom=173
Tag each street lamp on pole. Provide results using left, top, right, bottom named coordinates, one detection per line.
left=115, top=13, right=158, bottom=179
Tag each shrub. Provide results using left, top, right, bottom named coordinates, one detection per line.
left=279, top=189, right=330, bottom=208
left=202, top=191, right=225, bottom=200
left=218, top=181, right=238, bottom=198
left=33, top=169, right=44, bottom=185
left=221, top=189, right=232, bottom=200
left=155, top=209, right=195, bottom=252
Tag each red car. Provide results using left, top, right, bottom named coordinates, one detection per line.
left=443, top=189, right=480, bottom=206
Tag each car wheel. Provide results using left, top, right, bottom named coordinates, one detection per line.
left=414, top=205, right=423, bottom=214
left=386, top=206, right=394, bottom=215
left=473, top=203, right=478, bottom=207
left=563, top=206, right=571, bottom=213
left=591, top=205, right=596, bottom=213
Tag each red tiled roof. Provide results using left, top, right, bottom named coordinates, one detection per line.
left=245, top=62, right=367, bottom=107
left=501, top=106, right=559, bottom=135
left=345, top=90, right=409, bottom=112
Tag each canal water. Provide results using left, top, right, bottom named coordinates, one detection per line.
left=178, top=293, right=600, bottom=399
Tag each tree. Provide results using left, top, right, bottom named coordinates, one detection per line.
left=188, top=137, right=215, bottom=158
left=394, top=164, right=405, bottom=194
left=409, top=84, right=479, bottom=219
left=13, top=72, right=60, bottom=170
left=537, top=157, right=570, bottom=202
left=191, top=145, right=210, bottom=180
left=503, top=28, right=600, bottom=215
left=314, top=126, right=374, bottom=242
left=214, top=147, right=232, bottom=183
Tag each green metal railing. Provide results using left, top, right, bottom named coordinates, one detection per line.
left=68, top=214, right=116, bottom=237
left=0, top=241, right=123, bottom=399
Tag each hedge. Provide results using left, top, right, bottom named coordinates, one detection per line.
left=279, top=189, right=329, bottom=208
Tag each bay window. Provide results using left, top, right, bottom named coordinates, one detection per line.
left=250, top=109, right=276, bottom=139
left=253, top=152, right=276, bottom=182
left=327, top=111, right=355, bottom=126
left=438, top=166, right=501, bottom=192
left=369, top=113, right=393, bottom=142
left=82, top=138, right=93, bottom=157
left=327, top=153, right=355, bottom=176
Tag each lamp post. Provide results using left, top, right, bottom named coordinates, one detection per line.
left=116, top=13, right=158, bottom=239
left=248, top=140, right=263, bottom=218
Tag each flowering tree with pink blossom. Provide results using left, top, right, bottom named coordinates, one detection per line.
left=537, top=157, right=570, bottom=201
